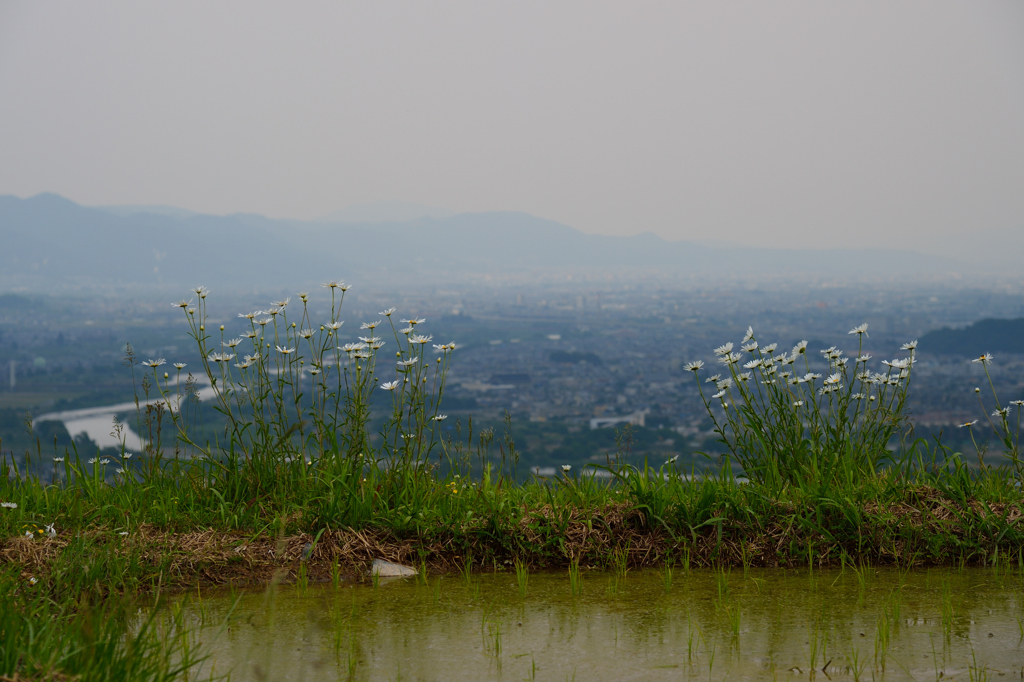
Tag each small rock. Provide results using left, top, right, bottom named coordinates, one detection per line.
left=370, top=559, right=417, bottom=577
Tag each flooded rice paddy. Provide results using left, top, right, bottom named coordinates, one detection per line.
left=170, top=565, right=1024, bottom=680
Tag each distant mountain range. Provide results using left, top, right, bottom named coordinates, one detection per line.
left=0, top=192, right=976, bottom=295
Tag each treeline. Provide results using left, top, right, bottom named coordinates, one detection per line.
left=920, top=318, right=1024, bottom=356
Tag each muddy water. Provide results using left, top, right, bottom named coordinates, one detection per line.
left=171, top=566, right=1024, bottom=681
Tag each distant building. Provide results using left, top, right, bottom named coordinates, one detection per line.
left=489, top=373, right=530, bottom=385
left=589, top=409, right=649, bottom=430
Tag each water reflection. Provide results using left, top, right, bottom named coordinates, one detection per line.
left=170, top=566, right=1024, bottom=681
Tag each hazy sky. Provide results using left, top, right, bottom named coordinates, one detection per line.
left=1, top=2, right=1022, bottom=251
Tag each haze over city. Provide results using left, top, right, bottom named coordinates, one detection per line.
left=2, top=1, right=1023, bottom=262
left=2, top=2, right=1023, bottom=457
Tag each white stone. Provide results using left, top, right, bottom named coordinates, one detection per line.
left=370, top=559, right=417, bottom=577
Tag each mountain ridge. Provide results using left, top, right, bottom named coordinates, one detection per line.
left=0, top=192, right=969, bottom=294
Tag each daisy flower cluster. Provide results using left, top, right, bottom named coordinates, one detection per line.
left=684, top=324, right=918, bottom=487
left=163, top=283, right=458, bottom=472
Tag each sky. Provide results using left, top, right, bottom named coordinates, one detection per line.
left=1, top=1, right=1022, bottom=253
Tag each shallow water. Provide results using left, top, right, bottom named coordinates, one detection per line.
left=171, top=565, right=1024, bottom=681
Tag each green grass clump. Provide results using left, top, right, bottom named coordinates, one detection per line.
left=0, top=566, right=205, bottom=681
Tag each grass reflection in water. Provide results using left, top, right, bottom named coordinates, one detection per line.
left=165, top=566, right=1024, bottom=681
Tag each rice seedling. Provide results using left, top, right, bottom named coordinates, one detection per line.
left=331, top=557, right=342, bottom=589
left=686, top=612, right=701, bottom=668
left=887, top=587, right=902, bottom=630
left=874, top=609, right=891, bottom=671
left=852, top=560, right=873, bottom=605
left=968, top=647, right=990, bottom=682
left=345, top=637, right=359, bottom=682
left=661, top=560, right=673, bottom=593
left=612, top=543, right=630, bottom=579
left=848, top=642, right=865, bottom=682
left=929, top=632, right=944, bottom=682
left=514, top=558, right=529, bottom=598
left=488, top=621, right=502, bottom=664
left=568, top=558, right=583, bottom=597
left=726, top=603, right=741, bottom=640
left=432, top=576, right=443, bottom=604
left=940, top=572, right=955, bottom=640
left=805, top=618, right=831, bottom=673
left=714, top=565, right=730, bottom=608
left=524, top=655, right=537, bottom=681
